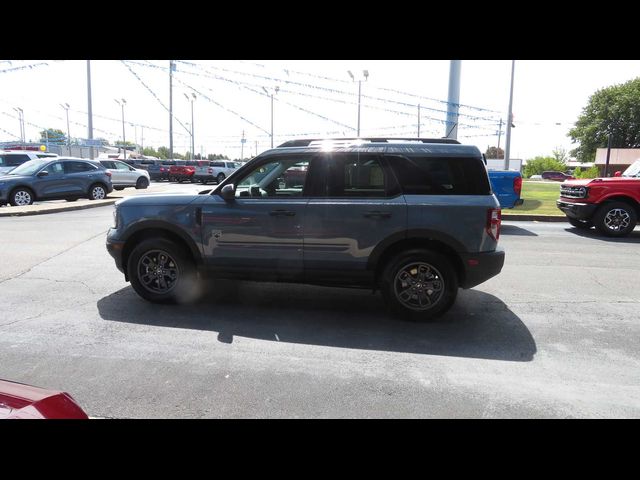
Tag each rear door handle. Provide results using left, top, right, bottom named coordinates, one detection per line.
left=363, top=210, right=392, bottom=218
left=270, top=209, right=296, bottom=217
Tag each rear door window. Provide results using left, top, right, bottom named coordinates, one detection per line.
left=2, top=154, right=31, bottom=167
left=386, top=155, right=491, bottom=195
left=65, top=161, right=97, bottom=173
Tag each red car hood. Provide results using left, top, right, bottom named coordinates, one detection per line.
left=563, top=177, right=640, bottom=187
left=0, top=379, right=88, bottom=419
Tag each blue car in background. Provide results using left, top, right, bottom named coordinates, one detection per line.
left=0, top=157, right=113, bottom=206
left=488, top=170, right=523, bottom=209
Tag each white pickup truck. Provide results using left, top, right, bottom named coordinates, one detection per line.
left=194, top=160, right=239, bottom=184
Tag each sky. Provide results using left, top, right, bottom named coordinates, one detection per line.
left=1, top=60, right=639, bottom=160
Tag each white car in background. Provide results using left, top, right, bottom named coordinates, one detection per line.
left=98, top=159, right=150, bottom=190
left=194, top=160, right=239, bottom=184
left=0, top=150, right=58, bottom=174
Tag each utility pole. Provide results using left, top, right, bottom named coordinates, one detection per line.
left=13, top=107, right=24, bottom=143
left=604, top=131, right=612, bottom=177
left=87, top=60, right=94, bottom=159
left=445, top=60, right=461, bottom=139
left=497, top=118, right=503, bottom=155
left=169, top=60, right=174, bottom=159
left=241, top=130, right=245, bottom=160
left=504, top=60, right=516, bottom=170
left=184, top=92, right=196, bottom=160
left=60, top=103, right=71, bottom=149
left=263, top=86, right=279, bottom=148
left=417, top=103, right=421, bottom=137
left=115, top=99, right=127, bottom=160
left=141, top=126, right=144, bottom=152
left=255, top=140, right=258, bottom=157
left=348, top=70, right=369, bottom=136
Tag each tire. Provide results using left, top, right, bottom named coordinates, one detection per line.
left=114, top=187, right=125, bottom=191
left=217, top=173, right=225, bottom=184
left=169, top=176, right=176, bottom=182
left=136, top=177, right=149, bottom=189
left=380, top=249, right=458, bottom=321
left=88, top=183, right=107, bottom=200
left=127, top=237, right=200, bottom=304
left=568, top=217, right=593, bottom=229
left=9, top=187, right=35, bottom=206
left=593, top=201, right=638, bottom=237
left=200, top=179, right=207, bottom=185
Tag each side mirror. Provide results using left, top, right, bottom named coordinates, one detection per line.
left=614, top=171, right=622, bottom=177
left=219, top=183, right=235, bottom=201
left=37, top=170, right=49, bottom=177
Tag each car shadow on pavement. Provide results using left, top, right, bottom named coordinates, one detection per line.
left=565, top=227, right=640, bottom=243
left=97, top=281, right=536, bottom=362
left=500, top=225, right=538, bottom=236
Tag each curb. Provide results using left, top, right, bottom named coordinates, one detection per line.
left=0, top=199, right=117, bottom=217
left=502, top=214, right=566, bottom=222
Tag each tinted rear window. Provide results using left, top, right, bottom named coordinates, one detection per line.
left=386, top=155, right=491, bottom=195
left=0, top=154, right=30, bottom=167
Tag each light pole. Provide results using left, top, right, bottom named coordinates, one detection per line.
left=13, top=107, right=24, bottom=142
left=87, top=60, right=94, bottom=159
left=60, top=103, right=71, bottom=149
left=348, top=69, right=369, bottom=137
left=114, top=98, right=127, bottom=160
left=262, top=86, right=279, bottom=148
left=184, top=92, right=196, bottom=160
left=504, top=60, right=516, bottom=170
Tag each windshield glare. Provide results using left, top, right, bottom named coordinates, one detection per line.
left=622, top=160, right=640, bottom=177
left=8, top=159, right=48, bottom=176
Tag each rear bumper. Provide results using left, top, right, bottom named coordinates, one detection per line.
left=556, top=200, right=598, bottom=220
left=459, top=247, right=505, bottom=289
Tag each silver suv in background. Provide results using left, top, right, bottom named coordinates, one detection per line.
left=99, top=159, right=150, bottom=190
left=194, top=160, right=239, bottom=184
left=0, top=150, right=58, bottom=174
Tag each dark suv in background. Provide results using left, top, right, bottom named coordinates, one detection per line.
left=106, top=138, right=504, bottom=320
left=0, top=157, right=113, bottom=206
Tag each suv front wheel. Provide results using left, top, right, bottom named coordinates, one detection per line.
left=380, top=249, right=458, bottom=321
left=593, top=201, right=638, bottom=237
left=127, top=238, right=200, bottom=304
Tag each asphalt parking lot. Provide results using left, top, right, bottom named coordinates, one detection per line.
left=1, top=200, right=639, bottom=418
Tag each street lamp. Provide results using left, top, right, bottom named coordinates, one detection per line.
left=262, top=86, right=279, bottom=148
left=347, top=70, right=369, bottom=137
left=184, top=92, right=196, bottom=160
left=60, top=103, right=71, bottom=148
left=13, top=107, right=24, bottom=143
left=114, top=98, right=127, bottom=160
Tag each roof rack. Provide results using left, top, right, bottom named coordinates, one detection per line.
left=277, top=137, right=461, bottom=148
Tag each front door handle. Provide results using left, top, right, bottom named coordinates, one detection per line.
left=363, top=210, right=392, bottom=218
left=269, top=209, right=296, bottom=217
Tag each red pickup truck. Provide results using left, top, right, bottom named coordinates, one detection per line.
left=557, top=161, right=640, bottom=237
left=168, top=164, right=196, bottom=183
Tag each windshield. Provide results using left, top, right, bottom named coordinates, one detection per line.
left=7, top=159, right=48, bottom=176
left=622, top=160, right=640, bottom=177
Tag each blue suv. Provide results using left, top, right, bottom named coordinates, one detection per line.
left=0, top=157, right=113, bottom=206
left=106, top=138, right=504, bottom=320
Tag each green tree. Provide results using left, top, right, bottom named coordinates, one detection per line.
left=39, top=128, right=66, bottom=144
left=142, top=147, right=159, bottom=157
left=523, top=156, right=568, bottom=178
left=569, top=77, right=640, bottom=162
left=573, top=165, right=599, bottom=179
left=485, top=146, right=504, bottom=159
left=207, top=153, right=229, bottom=160
left=552, top=147, right=568, bottom=163
left=157, top=147, right=170, bottom=159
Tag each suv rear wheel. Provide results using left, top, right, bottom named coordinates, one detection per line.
left=593, top=201, right=638, bottom=237
left=88, top=183, right=107, bottom=200
left=127, top=238, right=199, bottom=304
left=380, top=249, right=458, bottom=321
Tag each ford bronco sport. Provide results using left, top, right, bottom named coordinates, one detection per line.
left=106, top=138, right=505, bottom=320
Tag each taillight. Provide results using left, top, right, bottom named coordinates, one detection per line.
left=208, top=168, right=213, bottom=174
left=105, top=171, right=112, bottom=177
left=513, top=176, right=522, bottom=195
left=160, top=167, right=165, bottom=172
left=487, top=208, right=501, bottom=241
